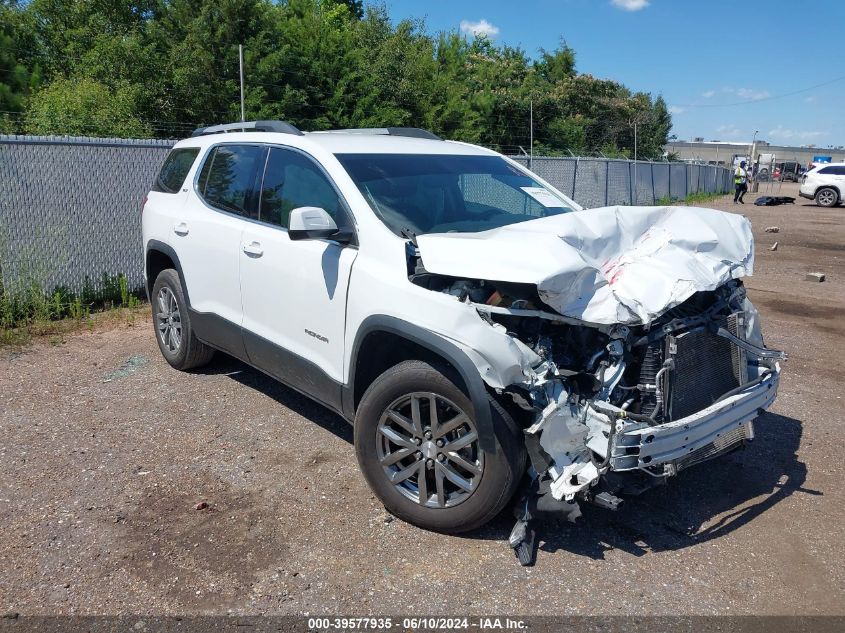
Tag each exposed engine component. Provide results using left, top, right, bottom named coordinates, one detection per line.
left=410, top=256, right=786, bottom=566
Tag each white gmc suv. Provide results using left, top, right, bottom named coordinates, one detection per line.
left=142, top=121, right=784, bottom=563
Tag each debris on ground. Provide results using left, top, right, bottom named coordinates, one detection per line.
left=754, top=196, right=796, bottom=206
left=805, top=272, right=826, bottom=282
left=765, top=226, right=780, bottom=233
left=771, top=242, right=778, bottom=251
left=194, top=501, right=209, bottom=511
left=103, top=355, right=150, bottom=382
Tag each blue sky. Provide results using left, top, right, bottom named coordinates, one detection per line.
left=381, top=0, right=845, bottom=148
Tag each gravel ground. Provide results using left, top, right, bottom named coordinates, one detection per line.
left=1, top=183, right=844, bottom=616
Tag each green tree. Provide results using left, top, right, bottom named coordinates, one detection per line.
left=2, top=0, right=673, bottom=150
left=0, top=1, right=41, bottom=132
left=25, top=77, right=151, bottom=137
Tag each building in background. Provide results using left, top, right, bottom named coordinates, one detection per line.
left=664, top=139, right=845, bottom=175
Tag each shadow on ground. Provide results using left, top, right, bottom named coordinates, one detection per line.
left=198, top=353, right=353, bottom=443
left=491, top=411, right=814, bottom=561
left=198, top=355, right=815, bottom=561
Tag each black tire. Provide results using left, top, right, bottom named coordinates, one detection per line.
left=815, top=187, right=839, bottom=208
left=151, top=268, right=215, bottom=370
left=354, top=360, right=525, bottom=533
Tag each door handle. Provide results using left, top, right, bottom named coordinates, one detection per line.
left=173, top=222, right=189, bottom=236
left=242, top=241, right=264, bottom=257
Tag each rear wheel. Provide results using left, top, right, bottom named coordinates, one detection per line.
left=354, top=360, right=525, bottom=533
left=151, top=269, right=215, bottom=370
left=815, top=187, right=839, bottom=208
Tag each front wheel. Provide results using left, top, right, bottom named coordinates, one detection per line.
left=354, top=360, right=525, bottom=533
left=815, top=187, right=839, bottom=208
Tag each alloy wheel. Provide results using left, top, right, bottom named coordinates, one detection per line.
left=817, top=189, right=837, bottom=207
left=156, top=286, right=182, bottom=353
left=376, top=392, right=483, bottom=508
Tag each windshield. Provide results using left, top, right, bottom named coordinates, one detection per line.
left=335, top=153, right=575, bottom=236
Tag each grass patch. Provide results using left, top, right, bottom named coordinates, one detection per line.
left=0, top=272, right=145, bottom=347
left=656, top=191, right=727, bottom=206
left=0, top=304, right=148, bottom=348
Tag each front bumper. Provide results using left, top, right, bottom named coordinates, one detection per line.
left=610, top=365, right=780, bottom=472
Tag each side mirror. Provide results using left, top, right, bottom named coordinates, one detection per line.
left=288, top=206, right=347, bottom=241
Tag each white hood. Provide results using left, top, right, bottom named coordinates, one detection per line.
left=415, top=206, right=754, bottom=326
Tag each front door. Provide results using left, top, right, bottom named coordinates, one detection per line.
left=239, top=146, right=358, bottom=408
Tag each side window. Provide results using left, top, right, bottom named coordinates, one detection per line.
left=259, top=147, right=347, bottom=229
left=153, top=148, right=199, bottom=193
left=197, top=144, right=264, bottom=219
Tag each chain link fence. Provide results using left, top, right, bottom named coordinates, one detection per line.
left=510, top=156, right=733, bottom=208
left=0, top=135, right=174, bottom=298
left=0, top=136, right=733, bottom=296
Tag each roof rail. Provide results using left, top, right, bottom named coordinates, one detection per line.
left=191, top=120, right=303, bottom=137
left=314, top=127, right=442, bottom=141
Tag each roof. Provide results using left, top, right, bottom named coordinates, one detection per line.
left=177, top=125, right=497, bottom=156
left=303, top=133, right=494, bottom=155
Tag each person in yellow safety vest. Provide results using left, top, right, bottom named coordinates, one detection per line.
left=733, top=160, right=748, bottom=204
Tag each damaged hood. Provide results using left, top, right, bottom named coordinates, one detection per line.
left=416, top=205, right=754, bottom=326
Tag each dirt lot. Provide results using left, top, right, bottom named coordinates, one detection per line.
left=1, top=183, right=844, bottom=616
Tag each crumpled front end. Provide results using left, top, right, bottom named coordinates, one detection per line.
left=408, top=205, right=785, bottom=564
left=411, top=273, right=784, bottom=563
left=505, top=283, right=782, bottom=492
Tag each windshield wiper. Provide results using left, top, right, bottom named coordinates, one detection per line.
left=399, top=226, right=418, bottom=245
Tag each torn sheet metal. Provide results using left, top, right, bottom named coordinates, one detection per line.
left=416, top=206, right=754, bottom=326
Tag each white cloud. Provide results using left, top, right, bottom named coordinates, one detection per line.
left=702, top=90, right=716, bottom=98
left=768, top=126, right=823, bottom=142
left=668, top=105, right=685, bottom=114
left=716, top=124, right=743, bottom=139
left=805, top=96, right=816, bottom=103
left=611, top=0, right=650, bottom=10
left=735, top=87, right=770, bottom=101
left=459, top=18, right=500, bottom=38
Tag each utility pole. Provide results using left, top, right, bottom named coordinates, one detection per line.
left=239, top=44, right=246, bottom=126
left=749, top=129, right=759, bottom=192
left=529, top=97, right=533, bottom=170
left=633, top=122, right=638, bottom=205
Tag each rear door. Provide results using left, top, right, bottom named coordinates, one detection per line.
left=176, top=143, right=265, bottom=357
left=239, top=146, right=358, bottom=407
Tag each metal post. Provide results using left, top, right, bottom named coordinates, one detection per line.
left=239, top=44, right=246, bottom=125
left=633, top=122, right=637, bottom=205
left=650, top=161, right=655, bottom=204
left=529, top=98, right=533, bottom=171
left=749, top=129, right=759, bottom=192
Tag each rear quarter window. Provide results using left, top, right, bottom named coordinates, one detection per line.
left=196, top=144, right=264, bottom=219
left=153, top=148, right=200, bottom=193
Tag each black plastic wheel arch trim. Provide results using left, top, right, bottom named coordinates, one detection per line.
left=344, top=315, right=496, bottom=453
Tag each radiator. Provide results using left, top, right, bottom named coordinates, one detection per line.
left=665, top=313, right=748, bottom=420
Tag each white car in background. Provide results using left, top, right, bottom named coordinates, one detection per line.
left=799, top=163, right=845, bottom=207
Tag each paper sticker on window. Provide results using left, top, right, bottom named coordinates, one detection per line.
left=521, top=186, right=564, bottom=208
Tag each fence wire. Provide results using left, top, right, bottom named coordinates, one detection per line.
left=0, top=136, right=733, bottom=295
left=510, top=156, right=732, bottom=209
